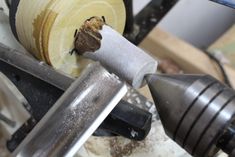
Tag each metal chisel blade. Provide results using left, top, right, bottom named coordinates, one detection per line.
left=13, top=62, right=127, bottom=157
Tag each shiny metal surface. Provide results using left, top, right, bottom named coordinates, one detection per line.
left=195, top=99, right=235, bottom=156
left=146, top=74, right=235, bottom=157
left=0, top=43, right=73, bottom=90
left=13, top=63, right=127, bottom=157
left=186, top=89, right=235, bottom=154
left=177, top=83, right=225, bottom=147
left=145, top=74, right=214, bottom=138
left=0, top=42, right=153, bottom=151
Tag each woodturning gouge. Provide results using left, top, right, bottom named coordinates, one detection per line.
left=13, top=62, right=127, bottom=157
left=0, top=43, right=152, bottom=155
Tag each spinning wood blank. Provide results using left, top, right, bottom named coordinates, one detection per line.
left=14, top=0, right=126, bottom=77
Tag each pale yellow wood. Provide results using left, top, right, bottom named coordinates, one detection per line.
left=16, top=0, right=126, bottom=77
left=139, top=27, right=235, bottom=88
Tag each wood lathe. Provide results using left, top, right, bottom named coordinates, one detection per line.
left=2, top=1, right=235, bottom=157
left=1, top=0, right=163, bottom=156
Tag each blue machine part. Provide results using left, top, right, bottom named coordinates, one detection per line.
left=211, top=0, right=235, bottom=8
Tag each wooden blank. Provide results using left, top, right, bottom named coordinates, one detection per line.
left=15, top=0, right=126, bottom=77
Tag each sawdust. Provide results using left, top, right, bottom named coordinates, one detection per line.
left=109, top=137, right=145, bottom=157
